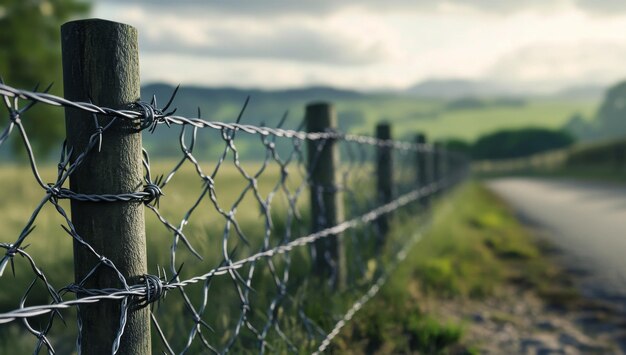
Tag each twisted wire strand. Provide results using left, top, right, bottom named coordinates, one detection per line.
left=312, top=203, right=451, bottom=354
left=0, top=177, right=448, bottom=324
left=0, top=83, right=433, bottom=152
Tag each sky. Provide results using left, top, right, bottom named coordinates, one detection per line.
left=95, top=0, right=626, bottom=92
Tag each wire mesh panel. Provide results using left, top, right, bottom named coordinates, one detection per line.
left=0, top=82, right=468, bottom=354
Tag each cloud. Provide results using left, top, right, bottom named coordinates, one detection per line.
left=139, top=22, right=390, bottom=66
left=485, top=41, right=626, bottom=89
left=138, top=53, right=418, bottom=89
left=95, top=1, right=626, bottom=90
left=97, top=0, right=558, bottom=16
left=99, top=4, right=398, bottom=66
left=573, top=0, right=626, bottom=14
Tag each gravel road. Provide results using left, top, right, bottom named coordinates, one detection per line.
left=487, top=178, right=626, bottom=302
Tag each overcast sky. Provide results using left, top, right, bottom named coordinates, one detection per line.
left=96, top=0, right=626, bottom=92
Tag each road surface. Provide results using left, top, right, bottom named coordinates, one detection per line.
left=487, top=178, right=626, bottom=302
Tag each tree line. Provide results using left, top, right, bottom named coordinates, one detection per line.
left=443, top=128, right=574, bottom=160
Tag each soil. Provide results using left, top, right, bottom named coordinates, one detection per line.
left=429, top=285, right=626, bottom=354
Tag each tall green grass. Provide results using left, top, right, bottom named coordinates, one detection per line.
left=0, top=154, right=410, bottom=353
left=336, top=182, right=563, bottom=353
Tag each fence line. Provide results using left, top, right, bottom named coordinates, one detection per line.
left=313, top=207, right=437, bottom=355
left=0, top=178, right=449, bottom=324
left=0, top=78, right=466, bottom=353
left=0, top=19, right=468, bottom=354
left=0, top=83, right=435, bottom=152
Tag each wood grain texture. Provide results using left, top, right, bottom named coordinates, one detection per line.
left=61, top=18, right=150, bottom=355
left=376, top=122, right=393, bottom=239
left=305, top=102, right=346, bottom=290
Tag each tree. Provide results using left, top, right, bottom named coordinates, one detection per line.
left=472, top=128, right=574, bottom=160
left=595, top=81, right=626, bottom=140
left=563, top=112, right=589, bottom=140
left=0, top=0, right=90, bottom=156
left=439, top=138, right=471, bottom=155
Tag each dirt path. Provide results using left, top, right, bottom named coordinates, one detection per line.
left=432, top=283, right=626, bottom=354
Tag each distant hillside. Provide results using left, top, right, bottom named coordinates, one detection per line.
left=144, top=80, right=605, bottom=106
left=0, top=79, right=604, bottom=163
left=551, top=84, right=605, bottom=100
left=139, top=83, right=366, bottom=159
left=406, top=79, right=606, bottom=100
left=142, top=83, right=363, bottom=108
left=406, top=79, right=517, bottom=99
left=132, top=81, right=598, bottom=160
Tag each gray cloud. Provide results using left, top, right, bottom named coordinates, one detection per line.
left=139, top=25, right=389, bottom=65
left=574, top=0, right=626, bottom=14
left=486, top=41, right=626, bottom=90
left=99, top=0, right=560, bottom=16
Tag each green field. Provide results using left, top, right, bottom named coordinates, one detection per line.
left=141, top=85, right=600, bottom=160
left=0, top=152, right=410, bottom=353
left=407, top=99, right=596, bottom=142
left=332, top=97, right=597, bottom=142
left=199, top=97, right=597, bottom=142
left=0, top=149, right=566, bottom=353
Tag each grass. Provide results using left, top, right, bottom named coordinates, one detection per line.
left=0, top=153, right=568, bottom=353
left=385, top=99, right=596, bottom=142
left=335, top=182, right=568, bottom=354
left=0, top=152, right=401, bottom=353
left=250, top=97, right=596, bottom=142
left=0, top=160, right=312, bottom=353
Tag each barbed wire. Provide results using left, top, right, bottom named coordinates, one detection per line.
left=0, top=179, right=448, bottom=324
left=313, top=208, right=437, bottom=355
left=0, top=81, right=469, bottom=354
left=0, top=83, right=434, bottom=152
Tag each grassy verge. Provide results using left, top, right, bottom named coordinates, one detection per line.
left=335, top=182, right=573, bottom=354
left=479, top=167, right=626, bottom=184
left=473, top=137, right=626, bottom=184
left=0, top=160, right=573, bottom=353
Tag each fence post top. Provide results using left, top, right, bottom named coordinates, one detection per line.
left=62, top=18, right=137, bottom=31
left=305, top=102, right=336, bottom=131
left=306, top=101, right=333, bottom=111
left=376, top=123, right=392, bottom=138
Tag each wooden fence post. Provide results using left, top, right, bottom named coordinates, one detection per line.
left=440, top=144, right=449, bottom=187
left=415, top=133, right=430, bottom=209
left=61, top=19, right=150, bottom=354
left=433, top=143, right=442, bottom=195
left=305, top=102, right=346, bottom=290
left=376, top=122, right=393, bottom=239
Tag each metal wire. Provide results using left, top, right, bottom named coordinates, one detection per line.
left=0, top=82, right=469, bottom=354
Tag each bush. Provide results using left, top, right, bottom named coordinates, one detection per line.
left=440, top=139, right=472, bottom=155
left=472, top=128, right=574, bottom=160
left=565, top=138, right=626, bottom=168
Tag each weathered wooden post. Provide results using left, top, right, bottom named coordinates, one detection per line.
left=415, top=133, right=429, bottom=209
left=440, top=143, right=449, bottom=188
left=433, top=142, right=442, bottom=196
left=305, top=102, right=346, bottom=290
left=376, top=122, right=393, bottom=239
left=62, top=19, right=150, bottom=354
